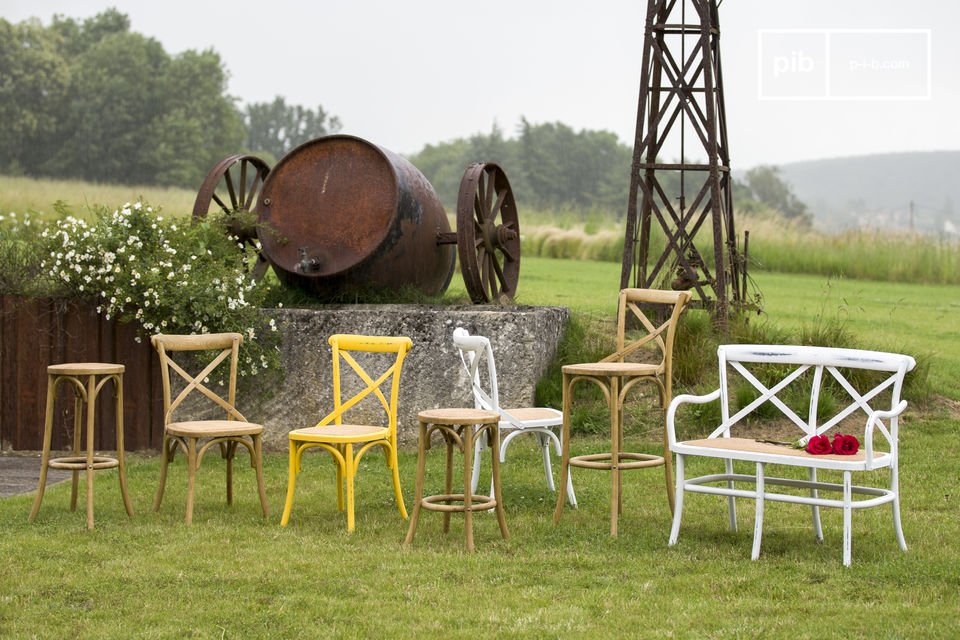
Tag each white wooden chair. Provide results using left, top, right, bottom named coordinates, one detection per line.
left=667, top=344, right=916, bottom=566
left=453, top=328, right=576, bottom=506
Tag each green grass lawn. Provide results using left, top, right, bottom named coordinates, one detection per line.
left=3, top=256, right=960, bottom=638
left=3, top=425, right=959, bottom=639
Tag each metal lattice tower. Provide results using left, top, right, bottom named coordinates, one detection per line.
left=620, top=0, right=746, bottom=325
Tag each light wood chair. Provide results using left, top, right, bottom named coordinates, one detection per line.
left=553, top=288, right=691, bottom=536
left=280, top=334, right=412, bottom=532
left=151, top=333, right=269, bottom=524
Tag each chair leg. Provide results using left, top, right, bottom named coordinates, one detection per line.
left=751, top=462, right=765, bottom=560
left=463, top=425, right=475, bottom=552
left=668, top=455, right=685, bottom=546
left=185, top=437, right=198, bottom=525
left=443, top=432, right=454, bottom=534
left=154, top=435, right=173, bottom=512
left=224, top=441, right=234, bottom=507
left=280, top=440, right=299, bottom=527
left=609, top=376, right=620, bottom=537
left=842, top=471, right=853, bottom=567
left=84, top=374, right=97, bottom=530
left=540, top=432, right=555, bottom=492
left=335, top=444, right=345, bottom=513
left=29, top=377, right=57, bottom=524
left=404, top=421, right=429, bottom=547
left=490, top=424, right=509, bottom=541
left=389, top=443, right=407, bottom=520
left=553, top=372, right=573, bottom=524
left=725, top=458, right=738, bottom=532
left=809, top=467, right=823, bottom=543
left=253, top=435, right=269, bottom=518
left=70, top=393, right=82, bottom=512
left=345, top=444, right=356, bottom=532
left=470, top=429, right=484, bottom=494
left=114, top=379, right=134, bottom=518
left=891, top=465, right=907, bottom=552
left=662, top=414, right=675, bottom=515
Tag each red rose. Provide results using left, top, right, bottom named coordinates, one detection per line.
left=805, top=435, right=833, bottom=455
left=832, top=434, right=860, bottom=455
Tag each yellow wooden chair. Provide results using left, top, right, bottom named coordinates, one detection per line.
left=151, top=333, right=269, bottom=524
left=280, top=334, right=412, bottom=531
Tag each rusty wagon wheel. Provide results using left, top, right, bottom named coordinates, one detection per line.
left=456, top=162, right=520, bottom=304
left=192, top=154, right=271, bottom=279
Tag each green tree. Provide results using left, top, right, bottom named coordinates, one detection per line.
left=146, top=49, right=245, bottom=187
left=244, top=96, right=341, bottom=162
left=0, top=18, right=71, bottom=174
left=742, top=165, right=810, bottom=222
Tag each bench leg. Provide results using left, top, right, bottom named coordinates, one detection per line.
left=891, top=465, right=907, bottom=552
left=842, top=471, right=853, bottom=567
left=751, top=462, right=765, bottom=560
left=809, top=468, right=823, bottom=543
left=725, top=459, right=738, bottom=532
left=668, top=454, right=685, bottom=546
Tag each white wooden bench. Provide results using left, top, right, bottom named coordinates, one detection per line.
left=666, top=344, right=916, bottom=566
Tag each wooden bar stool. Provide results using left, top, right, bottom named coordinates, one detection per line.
left=28, top=363, right=135, bottom=529
left=404, top=408, right=508, bottom=551
left=553, top=289, right=690, bottom=536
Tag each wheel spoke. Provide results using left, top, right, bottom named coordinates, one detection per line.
left=239, top=160, right=248, bottom=209
left=477, top=172, right=488, bottom=213
left=224, top=168, right=239, bottom=211
left=485, top=169, right=496, bottom=220
left=243, top=172, right=263, bottom=211
left=491, top=188, right=508, bottom=222
left=499, top=241, right=518, bottom=263
left=479, top=247, right=490, bottom=298
left=487, top=254, right=499, bottom=300
left=212, top=193, right=231, bottom=215
left=474, top=192, right=485, bottom=223
left=490, top=252, right=508, bottom=290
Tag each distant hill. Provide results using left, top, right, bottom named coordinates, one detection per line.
left=772, top=151, right=960, bottom=234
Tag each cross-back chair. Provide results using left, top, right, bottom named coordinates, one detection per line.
left=280, top=334, right=412, bottom=531
left=452, top=328, right=576, bottom=506
left=553, top=288, right=691, bottom=535
left=151, top=333, right=269, bottom=524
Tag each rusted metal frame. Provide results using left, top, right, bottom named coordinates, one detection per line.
left=653, top=36, right=712, bottom=155
left=637, top=173, right=710, bottom=297
left=711, top=20, right=742, bottom=305
left=645, top=176, right=716, bottom=303
left=621, top=0, right=668, bottom=289
left=692, top=0, right=728, bottom=323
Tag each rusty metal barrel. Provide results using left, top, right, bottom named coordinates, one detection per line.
left=256, top=135, right=456, bottom=299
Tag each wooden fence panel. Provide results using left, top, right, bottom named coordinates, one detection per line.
left=0, top=296, right=161, bottom=451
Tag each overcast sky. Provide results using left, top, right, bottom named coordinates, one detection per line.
left=4, top=0, right=958, bottom=167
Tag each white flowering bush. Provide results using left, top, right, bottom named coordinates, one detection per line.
left=37, top=200, right=280, bottom=378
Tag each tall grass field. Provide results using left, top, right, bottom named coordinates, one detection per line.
left=2, top=175, right=959, bottom=637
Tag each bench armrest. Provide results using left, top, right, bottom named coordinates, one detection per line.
left=667, top=389, right=722, bottom=449
left=863, top=399, right=908, bottom=470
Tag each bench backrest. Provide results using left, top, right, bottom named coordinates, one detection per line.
left=712, top=344, right=916, bottom=443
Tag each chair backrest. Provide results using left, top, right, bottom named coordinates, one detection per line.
left=314, top=334, right=413, bottom=437
left=713, top=344, right=916, bottom=443
left=452, top=328, right=501, bottom=413
left=151, top=333, right=247, bottom=425
left=603, top=288, right=691, bottom=390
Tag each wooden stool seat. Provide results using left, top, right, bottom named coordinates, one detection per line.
left=29, top=362, right=134, bottom=530
left=404, top=408, right=509, bottom=551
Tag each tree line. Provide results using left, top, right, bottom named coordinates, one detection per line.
left=1, top=9, right=807, bottom=221
left=410, top=121, right=810, bottom=223
left=0, top=10, right=339, bottom=188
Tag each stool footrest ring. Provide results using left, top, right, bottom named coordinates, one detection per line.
left=48, top=456, right=120, bottom=471
left=421, top=493, right=496, bottom=513
left=570, top=452, right=665, bottom=470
